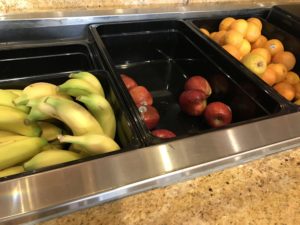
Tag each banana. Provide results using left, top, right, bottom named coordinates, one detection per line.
left=23, top=149, right=82, bottom=171
left=0, top=166, right=25, bottom=178
left=0, top=89, right=29, bottom=113
left=58, top=134, right=120, bottom=155
left=38, top=121, right=63, bottom=141
left=7, top=89, right=23, bottom=96
left=0, top=135, right=28, bottom=145
left=77, top=94, right=116, bottom=138
left=0, top=106, right=41, bottom=137
left=0, top=130, right=18, bottom=137
left=70, top=72, right=105, bottom=97
left=40, top=96, right=104, bottom=136
left=14, top=82, right=70, bottom=105
left=0, top=137, right=47, bottom=170
left=42, top=142, right=64, bottom=151
left=58, top=79, right=101, bottom=97
left=26, top=97, right=52, bottom=122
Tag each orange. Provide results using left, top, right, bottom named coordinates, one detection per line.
left=273, top=82, right=295, bottom=101
left=247, top=17, right=263, bottom=31
left=251, top=35, right=268, bottom=49
left=211, top=30, right=226, bottom=45
left=260, top=67, right=277, bottom=86
left=199, top=28, right=210, bottom=36
left=272, top=51, right=296, bottom=71
left=239, top=39, right=251, bottom=58
left=224, top=30, right=244, bottom=48
left=264, top=39, right=284, bottom=56
left=268, top=63, right=288, bottom=83
left=294, top=82, right=300, bottom=99
left=251, top=48, right=271, bottom=64
left=230, top=19, right=249, bottom=37
left=222, top=44, right=241, bottom=60
left=284, top=71, right=300, bottom=85
left=245, top=22, right=261, bottom=43
left=219, top=17, right=235, bottom=31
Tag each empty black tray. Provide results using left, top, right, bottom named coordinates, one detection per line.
left=0, top=70, right=143, bottom=181
left=0, top=42, right=100, bottom=79
left=90, top=20, right=291, bottom=145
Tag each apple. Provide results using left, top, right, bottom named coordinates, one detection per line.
left=179, top=90, right=207, bottom=116
left=184, top=76, right=212, bottom=97
left=152, top=129, right=176, bottom=139
left=241, top=53, right=267, bottom=76
left=120, top=74, right=138, bottom=90
left=139, top=105, right=160, bottom=130
left=129, top=86, right=153, bottom=107
left=204, top=102, right=232, bottom=128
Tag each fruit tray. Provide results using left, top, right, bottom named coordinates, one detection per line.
left=0, top=42, right=99, bottom=79
left=0, top=70, right=142, bottom=180
left=187, top=14, right=300, bottom=107
left=267, top=4, right=300, bottom=38
left=90, top=20, right=292, bottom=145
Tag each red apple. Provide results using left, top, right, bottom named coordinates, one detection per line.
left=179, top=90, right=207, bottom=116
left=129, top=86, right=153, bottom=106
left=184, top=76, right=212, bottom=97
left=139, top=105, right=160, bottom=130
left=120, top=74, right=137, bottom=90
left=152, top=129, right=176, bottom=139
left=204, top=102, right=232, bottom=128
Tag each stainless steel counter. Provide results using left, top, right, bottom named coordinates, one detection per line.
left=0, top=2, right=300, bottom=224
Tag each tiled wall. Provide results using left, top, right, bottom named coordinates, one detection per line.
left=0, top=0, right=300, bottom=14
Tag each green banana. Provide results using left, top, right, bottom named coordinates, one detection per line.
left=58, top=134, right=120, bottom=155
left=39, top=96, right=104, bottom=135
left=77, top=94, right=116, bottom=139
left=0, top=89, right=29, bottom=113
left=14, top=82, right=70, bottom=105
left=0, top=137, right=47, bottom=170
left=70, top=72, right=105, bottom=97
left=0, top=106, right=41, bottom=137
left=23, top=149, right=82, bottom=171
left=58, top=79, right=101, bottom=97
left=38, top=121, right=63, bottom=141
left=0, top=130, right=18, bottom=137
left=0, top=166, right=25, bottom=178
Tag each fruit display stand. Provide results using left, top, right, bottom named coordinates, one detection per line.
left=0, top=2, right=300, bottom=224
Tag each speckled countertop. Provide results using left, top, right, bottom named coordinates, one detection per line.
left=41, top=148, right=300, bottom=225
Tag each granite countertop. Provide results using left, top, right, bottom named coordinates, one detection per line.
left=41, top=148, right=300, bottom=225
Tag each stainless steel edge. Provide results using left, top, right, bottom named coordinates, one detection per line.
left=2, top=112, right=300, bottom=224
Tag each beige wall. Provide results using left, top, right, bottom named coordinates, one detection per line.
left=0, top=0, right=300, bottom=14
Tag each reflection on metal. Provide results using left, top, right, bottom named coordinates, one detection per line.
left=0, top=3, right=300, bottom=224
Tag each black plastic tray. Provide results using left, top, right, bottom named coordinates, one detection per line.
left=90, top=20, right=292, bottom=145
left=267, top=4, right=300, bottom=38
left=187, top=14, right=300, bottom=108
left=0, top=70, right=143, bottom=181
left=0, top=42, right=100, bottom=79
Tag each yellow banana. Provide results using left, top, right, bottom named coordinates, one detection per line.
left=77, top=94, right=116, bottom=138
left=14, top=82, right=70, bottom=105
left=0, top=89, right=29, bottom=113
left=58, top=134, right=120, bottom=155
left=41, top=96, right=104, bottom=135
left=26, top=97, right=53, bottom=122
left=0, top=137, right=47, bottom=170
left=58, top=79, right=102, bottom=97
left=23, top=149, right=82, bottom=171
left=38, top=121, right=63, bottom=141
left=70, top=72, right=105, bottom=97
left=7, top=89, right=23, bottom=96
left=0, top=166, right=25, bottom=178
left=0, top=106, right=41, bottom=137
left=0, top=130, right=18, bottom=137
left=0, top=135, right=28, bottom=145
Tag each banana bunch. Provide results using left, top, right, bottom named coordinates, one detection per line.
left=0, top=71, right=121, bottom=179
